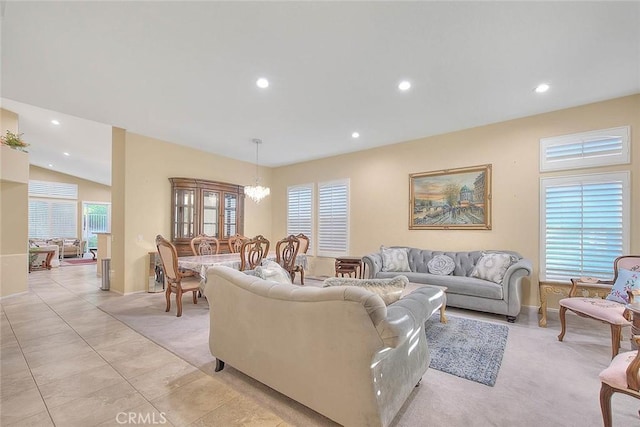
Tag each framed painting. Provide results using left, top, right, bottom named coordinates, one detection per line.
left=409, top=164, right=492, bottom=230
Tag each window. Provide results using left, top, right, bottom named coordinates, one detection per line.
left=287, top=184, right=313, bottom=254
left=317, top=180, right=349, bottom=256
left=28, top=181, right=78, bottom=239
left=540, top=172, right=630, bottom=282
left=540, top=126, right=630, bottom=172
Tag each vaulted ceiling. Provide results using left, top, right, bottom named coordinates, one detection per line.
left=2, top=1, right=639, bottom=186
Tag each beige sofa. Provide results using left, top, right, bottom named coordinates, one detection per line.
left=204, top=266, right=446, bottom=427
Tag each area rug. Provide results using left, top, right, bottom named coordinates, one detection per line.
left=424, top=315, right=508, bottom=387
left=61, top=258, right=97, bottom=265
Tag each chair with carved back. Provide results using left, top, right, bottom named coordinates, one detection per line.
left=275, top=235, right=301, bottom=283
left=190, top=235, right=220, bottom=256
left=228, top=234, right=248, bottom=253
left=155, top=234, right=201, bottom=317
left=239, top=235, right=270, bottom=271
left=558, top=255, right=640, bottom=358
left=291, top=233, right=310, bottom=284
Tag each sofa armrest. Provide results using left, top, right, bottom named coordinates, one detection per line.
left=375, top=286, right=444, bottom=349
left=363, top=252, right=383, bottom=279
left=502, top=258, right=533, bottom=314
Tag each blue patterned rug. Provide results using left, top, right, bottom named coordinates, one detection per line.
left=424, top=316, right=508, bottom=387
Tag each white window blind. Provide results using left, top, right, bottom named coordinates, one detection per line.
left=317, top=180, right=349, bottom=256
left=28, top=180, right=78, bottom=239
left=29, top=198, right=78, bottom=239
left=540, top=172, right=629, bottom=282
left=540, top=126, right=630, bottom=172
left=287, top=184, right=313, bottom=254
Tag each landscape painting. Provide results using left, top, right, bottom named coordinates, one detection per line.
left=409, top=164, right=492, bottom=230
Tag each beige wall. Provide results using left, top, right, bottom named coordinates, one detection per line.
left=0, top=108, right=29, bottom=297
left=272, top=94, right=640, bottom=307
left=113, top=131, right=272, bottom=294
left=28, top=165, right=111, bottom=240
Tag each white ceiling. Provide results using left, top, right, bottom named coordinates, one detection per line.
left=2, top=1, right=639, bottom=187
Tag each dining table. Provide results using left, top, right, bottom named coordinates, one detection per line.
left=177, top=251, right=308, bottom=283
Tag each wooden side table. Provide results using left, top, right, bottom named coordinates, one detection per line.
left=335, top=257, right=365, bottom=279
left=538, top=279, right=612, bottom=327
left=29, top=249, right=55, bottom=272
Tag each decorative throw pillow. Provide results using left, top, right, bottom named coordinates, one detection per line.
left=606, top=268, right=640, bottom=304
left=323, top=275, right=408, bottom=305
left=380, top=246, right=410, bottom=272
left=471, top=252, right=517, bottom=284
left=427, top=254, right=455, bottom=275
left=255, top=260, right=292, bottom=284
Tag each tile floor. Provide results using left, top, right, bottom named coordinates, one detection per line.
left=0, top=265, right=288, bottom=427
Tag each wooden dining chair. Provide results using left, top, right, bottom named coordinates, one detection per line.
left=276, top=235, right=301, bottom=283
left=190, top=234, right=220, bottom=256
left=558, top=255, right=640, bottom=358
left=293, top=233, right=310, bottom=284
left=239, top=235, right=270, bottom=271
left=155, top=234, right=201, bottom=317
left=228, top=234, right=248, bottom=253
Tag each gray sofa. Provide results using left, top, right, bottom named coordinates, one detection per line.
left=363, top=248, right=532, bottom=322
left=205, top=266, right=446, bottom=427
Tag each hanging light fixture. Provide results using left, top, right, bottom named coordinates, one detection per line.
left=244, top=138, right=271, bottom=203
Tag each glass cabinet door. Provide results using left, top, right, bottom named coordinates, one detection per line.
left=173, top=188, right=195, bottom=239
left=201, top=190, right=220, bottom=237
left=223, top=193, right=238, bottom=238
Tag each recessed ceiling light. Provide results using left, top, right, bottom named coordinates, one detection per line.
left=256, top=78, right=269, bottom=89
left=351, top=132, right=360, bottom=139
left=51, top=119, right=60, bottom=125
left=398, top=80, right=411, bottom=91
left=534, top=83, right=550, bottom=93
left=63, top=152, right=70, bottom=156
left=48, top=164, right=54, bottom=168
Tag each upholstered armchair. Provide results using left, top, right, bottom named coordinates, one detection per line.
left=599, top=335, right=640, bottom=426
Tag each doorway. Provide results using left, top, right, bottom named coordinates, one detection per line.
left=82, top=202, right=111, bottom=255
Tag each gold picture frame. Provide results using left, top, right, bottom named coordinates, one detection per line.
left=409, top=164, right=492, bottom=230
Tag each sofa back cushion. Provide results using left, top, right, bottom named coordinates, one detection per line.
left=400, top=248, right=522, bottom=278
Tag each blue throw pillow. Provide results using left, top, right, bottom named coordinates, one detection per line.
left=605, top=268, right=640, bottom=304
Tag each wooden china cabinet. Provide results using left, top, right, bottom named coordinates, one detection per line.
left=169, top=178, right=245, bottom=256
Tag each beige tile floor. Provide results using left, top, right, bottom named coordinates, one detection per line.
left=0, top=265, right=288, bottom=427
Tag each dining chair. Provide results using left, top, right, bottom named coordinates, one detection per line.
left=228, top=234, right=248, bottom=253
left=599, top=335, right=640, bottom=426
left=293, top=233, right=310, bottom=284
left=239, top=235, right=270, bottom=271
left=275, top=235, right=301, bottom=283
left=558, top=255, right=640, bottom=358
left=155, top=234, right=201, bottom=317
left=190, top=234, right=220, bottom=256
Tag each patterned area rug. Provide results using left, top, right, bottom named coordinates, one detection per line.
left=425, top=315, right=508, bottom=387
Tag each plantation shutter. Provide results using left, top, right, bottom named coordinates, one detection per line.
left=28, top=180, right=78, bottom=239
left=541, top=172, right=629, bottom=281
left=317, top=180, right=349, bottom=256
left=287, top=185, right=313, bottom=254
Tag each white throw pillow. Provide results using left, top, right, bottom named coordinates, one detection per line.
left=255, top=260, right=292, bottom=284
left=323, top=275, right=408, bottom=305
left=427, top=254, right=455, bottom=275
left=380, top=246, right=410, bottom=272
left=471, top=252, right=517, bottom=284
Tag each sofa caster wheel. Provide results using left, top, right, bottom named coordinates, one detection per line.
left=415, top=379, right=421, bottom=387
left=215, top=359, right=225, bottom=372
left=506, top=316, right=516, bottom=323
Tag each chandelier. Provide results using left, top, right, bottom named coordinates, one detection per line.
left=244, top=138, right=271, bottom=203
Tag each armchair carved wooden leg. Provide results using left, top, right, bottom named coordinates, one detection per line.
left=176, top=287, right=183, bottom=317
left=557, top=306, right=568, bottom=342
left=165, top=287, right=171, bottom=313
left=215, top=359, right=225, bottom=372
left=599, top=383, right=615, bottom=427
